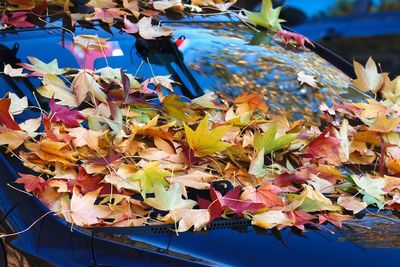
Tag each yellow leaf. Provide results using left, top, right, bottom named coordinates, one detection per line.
left=184, top=115, right=231, bottom=157
left=352, top=57, right=385, bottom=93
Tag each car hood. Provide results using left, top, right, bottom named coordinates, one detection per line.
left=92, top=213, right=400, bottom=267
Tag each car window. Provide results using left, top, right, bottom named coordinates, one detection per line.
left=167, top=22, right=351, bottom=121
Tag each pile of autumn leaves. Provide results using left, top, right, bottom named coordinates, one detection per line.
left=1, top=51, right=400, bottom=231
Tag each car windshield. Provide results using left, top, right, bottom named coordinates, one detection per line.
left=1, top=20, right=356, bottom=122
left=166, top=21, right=352, bottom=121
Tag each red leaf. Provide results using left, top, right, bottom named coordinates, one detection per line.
left=16, top=173, right=46, bottom=193
left=49, top=98, right=85, bottom=127
left=67, top=167, right=103, bottom=194
left=304, top=127, right=342, bottom=165
left=274, top=168, right=309, bottom=187
left=275, top=30, right=314, bottom=49
left=198, top=186, right=264, bottom=222
left=286, top=211, right=316, bottom=230
left=242, top=182, right=284, bottom=207
left=2, top=12, right=35, bottom=28
left=0, top=98, right=21, bottom=130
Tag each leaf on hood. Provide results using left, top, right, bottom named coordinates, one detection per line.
left=254, top=124, right=297, bottom=154
left=153, top=0, right=183, bottom=11
left=241, top=182, right=284, bottom=208
left=68, top=127, right=102, bottom=150
left=252, top=210, right=292, bottom=229
left=352, top=57, right=385, bottom=93
left=49, top=98, right=85, bottom=128
left=8, top=92, right=28, bottom=115
left=130, top=161, right=171, bottom=195
left=16, top=173, right=46, bottom=193
left=352, top=174, right=386, bottom=204
left=176, top=208, right=210, bottom=232
left=0, top=98, right=21, bottom=130
left=72, top=70, right=108, bottom=104
left=144, top=183, right=197, bottom=211
left=166, top=170, right=214, bottom=198
left=19, top=56, right=65, bottom=76
left=337, top=195, right=367, bottom=214
left=70, top=187, right=112, bottom=226
left=137, top=16, right=172, bottom=39
left=184, top=115, right=231, bottom=157
left=3, top=64, right=28, bottom=77
left=37, top=74, right=78, bottom=107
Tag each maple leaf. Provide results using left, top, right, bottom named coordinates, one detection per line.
left=241, top=182, right=284, bottom=208
left=149, top=75, right=177, bottom=91
left=243, top=0, right=284, bottom=31
left=153, top=0, right=183, bottom=11
left=176, top=209, right=210, bottom=232
left=367, top=112, right=400, bottom=133
left=86, top=0, right=118, bottom=8
left=1, top=11, right=34, bottom=28
left=252, top=210, right=292, bottom=230
left=68, top=127, right=102, bottom=150
left=3, top=64, right=27, bottom=77
left=275, top=30, right=314, bottom=49
left=352, top=174, right=386, bottom=206
left=136, top=16, right=172, bottom=40
left=104, top=164, right=141, bottom=192
left=297, top=71, right=318, bottom=88
left=18, top=56, right=65, bottom=76
left=198, top=186, right=264, bottom=222
left=67, top=167, right=103, bottom=195
left=166, top=170, right=214, bottom=198
left=337, top=195, right=367, bottom=214
left=70, top=187, right=112, bottom=226
left=72, top=70, right=107, bottom=104
left=123, top=0, right=139, bottom=11
left=254, top=124, right=297, bottom=154
left=130, top=161, right=171, bottom=195
left=304, top=128, right=342, bottom=165
left=8, top=92, right=28, bottom=115
left=0, top=98, right=21, bottom=130
left=184, top=116, right=231, bottom=157
left=144, top=183, right=197, bottom=211
left=234, top=92, right=268, bottom=113
left=16, top=173, right=46, bottom=193
left=286, top=211, right=316, bottom=231
left=162, top=94, right=189, bottom=120
left=352, top=57, right=385, bottom=93
left=0, top=130, right=28, bottom=150
left=122, top=16, right=139, bottom=34
left=88, top=8, right=126, bottom=24
left=49, top=98, right=85, bottom=127
left=37, top=74, right=78, bottom=107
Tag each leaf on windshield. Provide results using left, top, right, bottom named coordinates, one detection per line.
left=243, top=0, right=285, bottom=31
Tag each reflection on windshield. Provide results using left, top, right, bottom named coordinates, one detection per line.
left=170, top=22, right=349, bottom=121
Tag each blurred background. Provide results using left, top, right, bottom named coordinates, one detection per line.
left=236, top=0, right=400, bottom=78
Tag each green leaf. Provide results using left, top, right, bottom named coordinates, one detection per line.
left=144, top=183, right=197, bottom=211
left=254, top=125, right=297, bottom=154
left=130, top=161, right=171, bottom=196
left=243, top=0, right=285, bottom=31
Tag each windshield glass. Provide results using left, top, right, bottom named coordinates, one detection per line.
left=168, top=22, right=351, bottom=121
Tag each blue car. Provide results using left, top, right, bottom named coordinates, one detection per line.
left=1, top=5, right=399, bottom=267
